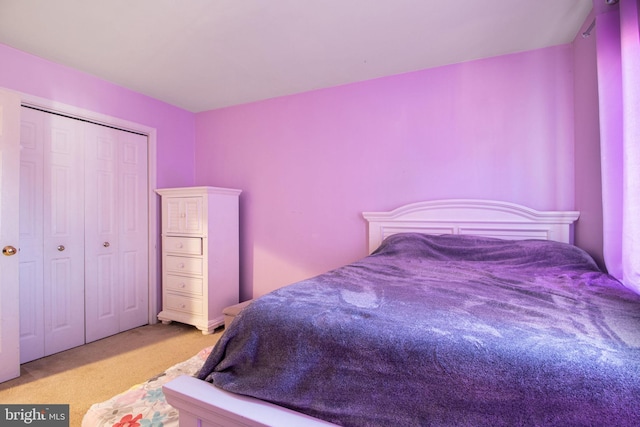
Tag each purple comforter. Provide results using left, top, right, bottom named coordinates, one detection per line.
left=198, top=233, right=640, bottom=426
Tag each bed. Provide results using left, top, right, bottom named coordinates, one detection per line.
left=163, top=199, right=640, bottom=426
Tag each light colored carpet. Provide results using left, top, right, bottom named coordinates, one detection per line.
left=0, top=322, right=222, bottom=427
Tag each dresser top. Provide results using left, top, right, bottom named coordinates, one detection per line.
left=155, top=186, right=242, bottom=196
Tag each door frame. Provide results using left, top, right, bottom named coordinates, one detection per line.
left=19, top=92, right=159, bottom=325
left=0, top=88, right=22, bottom=382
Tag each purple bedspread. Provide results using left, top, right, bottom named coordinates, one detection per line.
left=198, top=233, right=640, bottom=426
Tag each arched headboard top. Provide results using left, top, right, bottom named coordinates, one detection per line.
left=362, top=199, right=580, bottom=254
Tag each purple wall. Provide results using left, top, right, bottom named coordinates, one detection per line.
left=0, top=43, right=196, bottom=189
left=195, top=45, right=583, bottom=299
left=1, top=28, right=605, bottom=302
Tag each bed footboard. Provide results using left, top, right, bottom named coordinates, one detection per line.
left=163, top=375, right=338, bottom=427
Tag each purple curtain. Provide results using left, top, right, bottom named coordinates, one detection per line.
left=596, top=0, right=640, bottom=293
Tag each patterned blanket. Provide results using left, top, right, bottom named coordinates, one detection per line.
left=82, top=346, right=212, bottom=427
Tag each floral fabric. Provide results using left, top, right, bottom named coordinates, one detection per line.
left=82, top=346, right=212, bottom=427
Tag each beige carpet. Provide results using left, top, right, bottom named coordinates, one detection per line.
left=0, top=322, right=222, bottom=427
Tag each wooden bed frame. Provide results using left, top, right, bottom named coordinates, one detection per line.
left=163, top=199, right=580, bottom=427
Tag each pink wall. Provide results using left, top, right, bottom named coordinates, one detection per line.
left=195, top=45, right=580, bottom=299
left=573, top=11, right=605, bottom=270
left=0, top=43, right=196, bottom=189
left=1, top=34, right=602, bottom=303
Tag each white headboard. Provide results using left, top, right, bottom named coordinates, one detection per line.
left=362, top=199, right=580, bottom=254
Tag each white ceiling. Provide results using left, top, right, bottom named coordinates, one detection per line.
left=0, top=1, right=593, bottom=113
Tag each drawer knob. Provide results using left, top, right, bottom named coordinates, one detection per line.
left=178, top=263, right=185, bottom=269
left=181, top=304, right=186, bottom=308
left=177, top=242, right=183, bottom=248
left=179, top=282, right=186, bottom=288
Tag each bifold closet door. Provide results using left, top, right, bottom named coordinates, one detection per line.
left=84, top=124, right=149, bottom=343
left=19, top=107, right=149, bottom=362
left=19, top=108, right=85, bottom=363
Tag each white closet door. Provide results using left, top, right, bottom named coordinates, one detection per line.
left=42, top=112, right=86, bottom=356
left=84, top=124, right=118, bottom=342
left=20, top=108, right=85, bottom=361
left=19, top=108, right=85, bottom=361
left=0, top=89, right=21, bottom=382
left=19, top=108, right=84, bottom=363
left=85, top=124, right=148, bottom=343
left=18, top=108, right=45, bottom=363
left=118, top=131, right=149, bottom=332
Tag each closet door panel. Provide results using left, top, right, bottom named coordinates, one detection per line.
left=18, top=261, right=41, bottom=362
left=118, top=132, right=148, bottom=331
left=122, top=250, right=141, bottom=313
left=45, top=257, right=82, bottom=355
left=96, top=253, right=117, bottom=316
left=18, top=111, right=45, bottom=363
left=95, top=164, right=118, bottom=331
left=85, top=126, right=120, bottom=342
left=85, top=126, right=148, bottom=342
left=43, top=114, right=85, bottom=356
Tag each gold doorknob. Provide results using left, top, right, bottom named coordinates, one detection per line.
left=2, top=245, right=17, bottom=256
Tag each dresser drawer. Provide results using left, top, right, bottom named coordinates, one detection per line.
left=165, top=293, right=203, bottom=315
left=165, top=255, right=203, bottom=275
left=165, top=274, right=203, bottom=295
left=164, top=236, right=202, bottom=255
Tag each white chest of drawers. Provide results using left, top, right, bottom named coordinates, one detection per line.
left=155, top=186, right=241, bottom=334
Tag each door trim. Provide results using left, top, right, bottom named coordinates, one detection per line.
left=0, top=88, right=22, bottom=382
left=19, top=92, right=159, bottom=325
